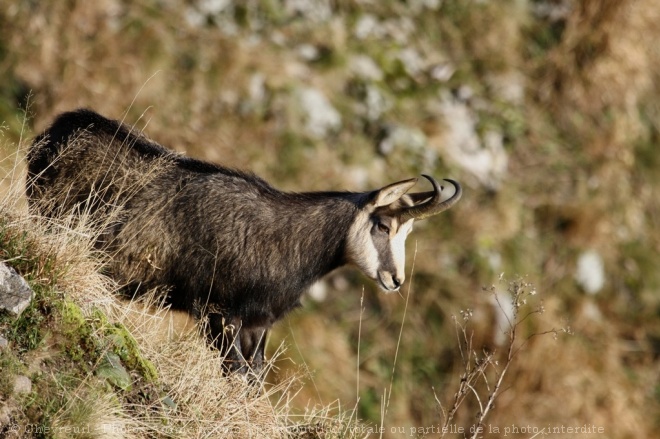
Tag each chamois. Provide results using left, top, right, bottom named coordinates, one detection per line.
left=27, top=109, right=462, bottom=375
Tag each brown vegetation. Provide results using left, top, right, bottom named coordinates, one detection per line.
left=1, top=1, right=660, bottom=437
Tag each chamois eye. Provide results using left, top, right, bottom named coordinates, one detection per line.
left=377, top=223, right=390, bottom=234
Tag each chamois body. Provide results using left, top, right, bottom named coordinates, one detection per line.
left=27, top=109, right=462, bottom=374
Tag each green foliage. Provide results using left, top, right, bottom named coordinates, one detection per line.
left=271, top=130, right=315, bottom=182
left=0, top=220, right=158, bottom=430
left=620, top=240, right=660, bottom=313
left=0, top=286, right=160, bottom=435
left=57, top=301, right=159, bottom=384
left=357, top=386, right=381, bottom=422
left=23, top=371, right=80, bottom=433
left=525, top=19, right=566, bottom=58
left=6, top=294, right=49, bottom=352
left=0, top=219, right=59, bottom=351
left=59, top=300, right=94, bottom=364
left=0, top=350, right=26, bottom=396
left=101, top=321, right=159, bottom=383
left=97, top=352, right=133, bottom=391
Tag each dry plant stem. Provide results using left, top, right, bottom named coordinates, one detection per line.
left=439, top=277, right=557, bottom=439
left=357, top=288, right=364, bottom=400
left=379, top=390, right=387, bottom=439
left=385, top=243, right=417, bottom=415
left=354, top=288, right=365, bottom=423
left=467, top=318, right=516, bottom=439
left=467, top=281, right=528, bottom=438
left=439, top=317, right=492, bottom=437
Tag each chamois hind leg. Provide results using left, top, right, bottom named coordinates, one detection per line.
left=208, top=313, right=248, bottom=374
left=240, top=327, right=268, bottom=378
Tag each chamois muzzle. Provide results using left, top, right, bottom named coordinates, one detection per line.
left=400, top=175, right=462, bottom=221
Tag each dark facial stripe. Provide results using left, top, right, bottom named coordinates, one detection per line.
left=371, top=224, right=396, bottom=273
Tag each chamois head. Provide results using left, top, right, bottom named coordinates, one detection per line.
left=346, top=175, right=461, bottom=292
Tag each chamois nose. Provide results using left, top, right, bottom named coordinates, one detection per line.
left=377, top=271, right=404, bottom=291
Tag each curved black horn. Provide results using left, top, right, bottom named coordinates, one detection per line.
left=400, top=175, right=462, bottom=221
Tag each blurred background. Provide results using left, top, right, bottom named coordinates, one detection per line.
left=1, top=0, right=659, bottom=437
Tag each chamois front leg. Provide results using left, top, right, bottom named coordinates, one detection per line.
left=208, top=314, right=249, bottom=374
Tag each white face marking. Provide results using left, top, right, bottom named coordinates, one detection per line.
left=346, top=210, right=414, bottom=292
left=346, top=210, right=380, bottom=279
left=346, top=184, right=419, bottom=292
left=389, top=218, right=414, bottom=285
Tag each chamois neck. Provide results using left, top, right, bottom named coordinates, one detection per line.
left=274, top=191, right=363, bottom=277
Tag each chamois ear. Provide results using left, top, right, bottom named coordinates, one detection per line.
left=372, top=178, right=418, bottom=207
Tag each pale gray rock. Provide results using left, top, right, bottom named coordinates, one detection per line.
left=0, top=404, right=11, bottom=426
left=13, top=375, right=32, bottom=395
left=308, top=281, right=328, bottom=302
left=297, top=44, right=320, bottom=62
left=398, top=48, right=424, bottom=77
left=363, top=85, right=390, bottom=121
left=575, top=250, right=605, bottom=295
left=430, top=62, right=456, bottom=82
left=297, top=87, right=342, bottom=139
left=0, top=263, right=34, bottom=317
left=349, top=55, right=384, bottom=82
left=490, top=288, right=515, bottom=347
left=487, top=71, right=526, bottom=105
left=533, top=0, right=573, bottom=21
left=284, top=0, right=332, bottom=23
left=431, top=93, right=508, bottom=189
left=377, top=124, right=427, bottom=156
left=354, top=14, right=379, bottom=40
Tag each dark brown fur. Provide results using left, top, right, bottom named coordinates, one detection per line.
left=28, top=109, right=379, bottom=374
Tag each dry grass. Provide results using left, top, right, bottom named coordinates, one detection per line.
left=0, top=121, right=365, bottom=438
left=104, top=296, right=292, bottom=438
left=0, top=120, right=111, bottom=307
left=2, top=1, right=660, bottom=437
left=50, top=384, right=136, bottom=439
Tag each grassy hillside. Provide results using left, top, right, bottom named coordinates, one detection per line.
left=0, top=161, right=355, bottom=438
left=1, top=1, right=660, bottom=437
